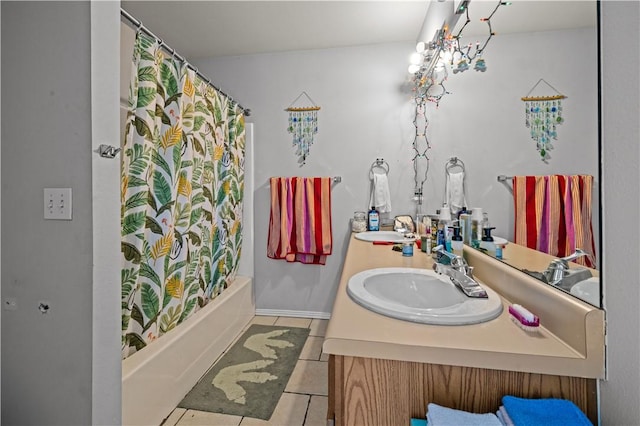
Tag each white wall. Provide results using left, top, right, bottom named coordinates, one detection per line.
left=91, top=2, right=122, bottom=425
left=197, top=43, right=416, bottom=316
left=599, top=1, right=640, bottom=424
left=196, top=27, right=598, bottom=316
left=1, top=3, right=93, bottom=425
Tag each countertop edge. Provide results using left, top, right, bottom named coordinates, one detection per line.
left=324, top=235, right=605, bottom=379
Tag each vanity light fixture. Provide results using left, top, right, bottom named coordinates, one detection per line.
left=409, top=0, right=510, bottom=100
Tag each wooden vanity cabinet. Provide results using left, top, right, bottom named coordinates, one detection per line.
left=327, top=354, right=597, bottom=426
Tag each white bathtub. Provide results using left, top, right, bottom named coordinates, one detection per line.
left=122, top=276, right=255, bottom=426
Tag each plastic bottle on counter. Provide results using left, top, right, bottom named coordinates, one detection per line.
left=457, top=206, right=471, bottom=219
left=459, top=212, right=471, bottom=244
left=436, top=219, right=446, bottom=250
left=439, top=207, right=452, bottom=252
left=367, top=206, right=380, bottom=231
left=470, top=208, right=483, bottom=249
left=480, top=227, right=496, bottom=254
left=402, top=240, right=414, bottom=257
left=421, top=230, right=432, bottom=254
left=451, top=225, right=464, bottom=257
left=479, top=213, right=496, bottom=254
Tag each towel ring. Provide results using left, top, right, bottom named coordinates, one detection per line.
left=369, top=158, right=390, bottom=180
left=443, top=156, right=468, bottom=209
left=445, top=156, right=466, bottom=175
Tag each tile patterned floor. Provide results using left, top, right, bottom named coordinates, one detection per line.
left=161, top=316, right=329, bottom=426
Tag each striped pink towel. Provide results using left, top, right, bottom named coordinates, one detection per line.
left=513, top=175, right=595, bottom=267
left=267, top=177, right=332, bottom=265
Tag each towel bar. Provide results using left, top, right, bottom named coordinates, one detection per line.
left=268, top=176, right=342, bottom=185
left=497, top=175, right=514, bottom=194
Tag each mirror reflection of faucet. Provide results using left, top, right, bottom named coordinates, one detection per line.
left=524, top=249, right=594, bottom=291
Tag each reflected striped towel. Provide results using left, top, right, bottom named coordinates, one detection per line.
left=512, top=175, right=595, bottom=267
left=267, top=177, right=332, bottom=265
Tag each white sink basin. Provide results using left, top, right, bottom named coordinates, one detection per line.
left=347, top=267, right=503, bottom=325
left=570, top=277, right=600, bottom=306
left=354, top=231, right=414, bottom=243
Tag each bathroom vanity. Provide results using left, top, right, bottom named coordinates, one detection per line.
left=323, top=235, right=605, bottom=425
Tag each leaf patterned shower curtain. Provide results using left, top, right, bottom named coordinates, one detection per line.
left=121, top=33, right=245, bottom=358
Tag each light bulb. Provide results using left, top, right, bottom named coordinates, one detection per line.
left=416, top=41, right=426, bottom=53
left=408, top=64, right=420, bottom=74
left=410, top=52, right=422, bottom=65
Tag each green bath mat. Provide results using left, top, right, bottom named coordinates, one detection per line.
left=178, top=324, right=310, bottom=420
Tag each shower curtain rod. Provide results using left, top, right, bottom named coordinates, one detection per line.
left=120, top=8, right=251, bottom=117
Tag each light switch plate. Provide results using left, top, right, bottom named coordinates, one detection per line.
left=44, top=188, right=72, bottom=220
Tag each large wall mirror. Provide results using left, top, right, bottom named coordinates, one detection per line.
left=416, top=1, right=600, bottom=306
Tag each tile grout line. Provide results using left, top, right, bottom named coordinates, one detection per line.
left=301, top=396, right=313, bottom=426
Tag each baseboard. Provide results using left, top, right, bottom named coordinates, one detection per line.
left=255, top=308, right=331, bottom=320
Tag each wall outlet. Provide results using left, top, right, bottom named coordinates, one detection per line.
left=44, top=188, right=72, bottom=220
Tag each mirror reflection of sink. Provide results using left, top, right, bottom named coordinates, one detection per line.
left=354, top=231, right=414, bottom=243
left=570, top=277, right=600, bottom=306
left=347, top=267, right=503, bottom=325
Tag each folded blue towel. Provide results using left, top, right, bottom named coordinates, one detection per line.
left=410, top=418, right=428, bottom=426
left=502, top=396, right=592, bottom=426
left=427, top=403, right=503, bottom=426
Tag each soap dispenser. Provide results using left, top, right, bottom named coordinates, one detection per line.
left=451, top=225, right=464, bottom=257
left=480, top=227, right=496, bottom=254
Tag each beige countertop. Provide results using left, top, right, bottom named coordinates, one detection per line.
left=323, top=235, right=605, bottom=378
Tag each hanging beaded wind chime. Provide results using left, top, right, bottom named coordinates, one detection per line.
left=521, top=78, right=566, bottom=161
left=285, top=91, right=320, bottom=166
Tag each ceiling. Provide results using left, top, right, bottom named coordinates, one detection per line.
left=121, top=1, right=597, bottom=60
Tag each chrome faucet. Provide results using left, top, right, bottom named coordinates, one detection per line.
left=432, top=246, right=488, bottom=298
left=543, top=249, right=592, bottom=286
